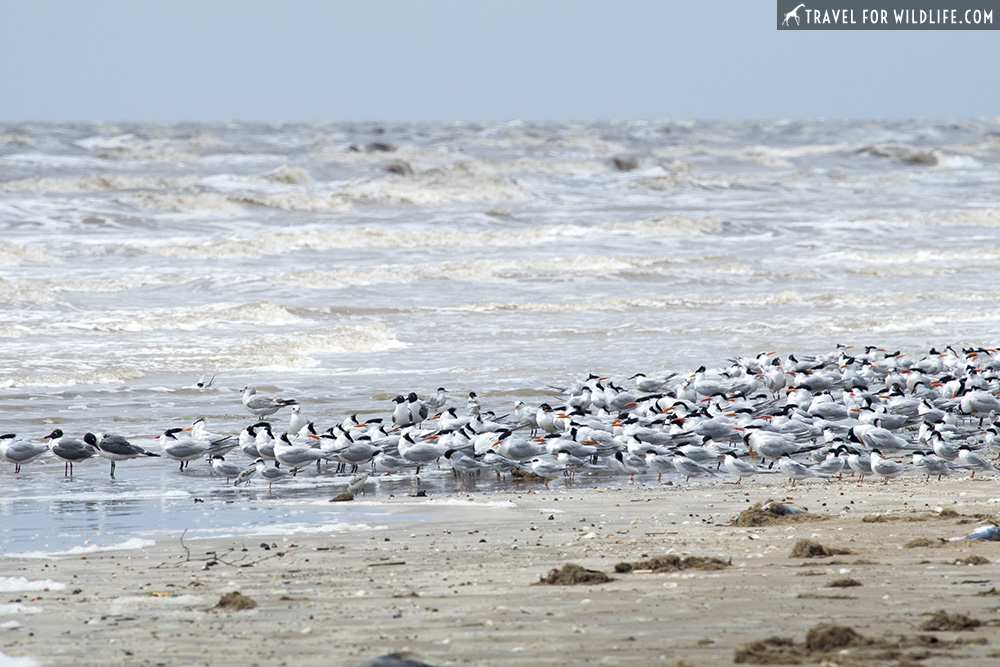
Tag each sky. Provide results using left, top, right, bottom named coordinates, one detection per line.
left=1, top=1, right=996, bottom=122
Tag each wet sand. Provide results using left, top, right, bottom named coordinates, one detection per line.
left=5, top=475, right=1000, bottom=666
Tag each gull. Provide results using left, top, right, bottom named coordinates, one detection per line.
left=45, top=430, right=99, bottom=475
left=391, top=395, right=412, bottom=427
left=241, top=385, right=297, bottom=418
left=210, top=455, right=244, bottom=482
left=96, top=433, right=160, bottom=479
left=0, top=434, right=49, bottom=473
left=869, top=449, right=906, bottom=485
left=722, top=453, right=778, bottom=484
left=407, top=392, right=429, bottom=426
left=288, top=405, right=307, bottom=436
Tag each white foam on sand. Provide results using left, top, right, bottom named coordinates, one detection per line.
left=3, top=538, right=156, bottom=560
left=0, top=577, right=66, bottom=593
left=0, top=652, right=44, bottom=667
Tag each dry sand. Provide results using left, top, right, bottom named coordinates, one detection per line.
left=5, top=475, right=1000, bottom=666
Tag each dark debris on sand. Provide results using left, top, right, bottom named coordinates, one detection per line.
left=355, top=653, right=437, bottom=667
left=920, top=610, right=982, bottom=631
left=904, top=537, right=946, bottom=548
left=536, top=563, right=613, bottom=585
left=214, top=591, right=258, bottom=610
left=789, top=539, right=851, bottom=558
left=614, top=555, right=730, bottom=574
left=329, top=492, right=355, bottom=502
left=734, top=622, right=980, bottom=665
left=732, top=500, right=823, bottom=527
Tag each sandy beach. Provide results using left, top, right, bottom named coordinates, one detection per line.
left=4, top=474, right=1000, bottom=666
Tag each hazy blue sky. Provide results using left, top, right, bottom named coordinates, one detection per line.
left=2, top=1, right=995, bottom=122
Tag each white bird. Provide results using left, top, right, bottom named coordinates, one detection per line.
left=0, top=434, right=49, bottom=473
left=776, top=456, right=831, bottom=486
left=424, top=387, right=448, bottom=413
left=158, top=427, right=229, bottom=471
left=254, top=458, right=290, bottom=492
left=869, top=449, right=906, bottom=485
left=210, top=455, right=244, bottom=482
left=671, top=454, right=718, bottom=483
left=845, top=448, right=873, bottom=482
left=346, top=471, right=370, bottom=496
left=45, top=430, right=98, bottom=475
left=911, top=451, right=956, bottom=482
left=957, top=445, right=999, bottom=478
left=722, top=453, right=778, bottom=484
left=95, top=433, right=160, bottom=479
left=241, top=385, right=297, bottom=418
left=529, top=456, right=566, bottom=488
left=643, top=450, right=675, bottom=482
left=273, top=433, right=325, bottom=474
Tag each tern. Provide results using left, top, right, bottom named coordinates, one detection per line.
left=241, top=385, right=297, bottom=418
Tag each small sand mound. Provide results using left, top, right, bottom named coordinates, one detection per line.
left=920, top=610, right=981, bottom=631
left=732, top=500, right=822, bottom=526
left=511, top=468, right=546, bottom=483
left=733, top=636, right=803, bottom=664
left=826, top=578, right=862, bottom=588
left=536, top=563, right=612, bottom=585
left=329, top=492, right=355, bottom=502
left=904, top=538, right=945, bottom=548
left=215, top=591, right=258, bottom=610
left=804, top=624, right=865, bottom=651
left=789, top=540, right=851, bottom=558
left=735, top=624, right=871, bottom=664
left=953, top=555, right=990, bottom=565
left=614, top=555, right=729, bottom=573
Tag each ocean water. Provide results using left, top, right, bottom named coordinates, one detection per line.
left=2, top=118, right=1000, bottom=552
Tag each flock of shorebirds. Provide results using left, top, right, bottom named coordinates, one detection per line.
left=4, top=345, right=1000, bottom=492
